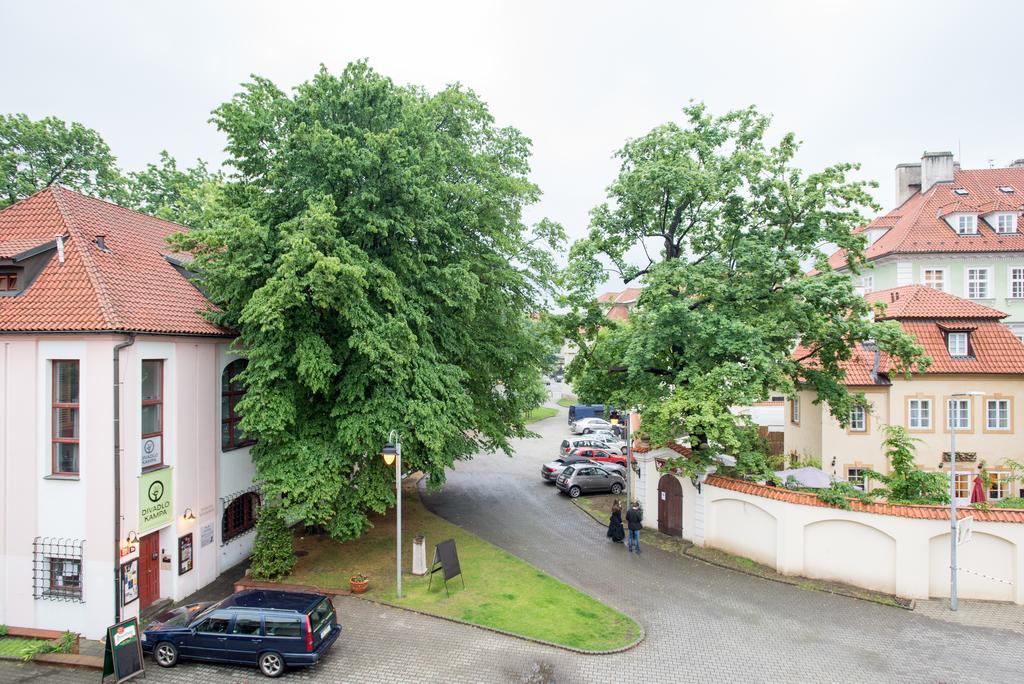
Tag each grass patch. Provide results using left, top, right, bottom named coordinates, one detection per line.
left=285, top=479, right=640, bottom=652
left=0, top=637, right=50, bottom=659
left=526, top=406, right=558, bottom=423
left=557, top=396, right=576, bottom=408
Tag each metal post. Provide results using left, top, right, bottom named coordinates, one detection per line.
left=396, top=437, right=402, bottom=600
left=949, top=409, right=958, bottom=612
left=625, top=412, right=632, bottom=507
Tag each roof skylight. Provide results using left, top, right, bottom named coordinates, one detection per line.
left=997, top=185, right=1015, bottom=193
left=953, top=188, right=969, bottom=196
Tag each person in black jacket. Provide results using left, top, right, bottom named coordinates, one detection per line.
left=625, top=501, right=643, bottom=554
left=606, top=500, right=625, bottom=543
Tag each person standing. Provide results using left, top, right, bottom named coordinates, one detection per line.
left=607, top=500, right=625, bottom=543
left=625, top=500, right=643, bottom=554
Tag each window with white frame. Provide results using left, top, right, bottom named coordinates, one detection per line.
left=908, top=399, right=931, bottom=429
left=849, top=405, right=866, bottom=432
left=956, top=214, right=978, bottom=234
left=791, top=397, right=800, bottom=423
left=989, top=472, right=1010, bottom=499
left=847, top=467, right=866, bottom=491
left=987, top=399, right=1010, bottom=430
left=996, top=213, right=1018, bottom=234
left=860, top=275, right=874, bottom=293
left=923, top=268, right=946, bottom=291
left=1010, top=267, right=1024, bottom=299
left=947, top=332, right=969, bottom=357
left=951, top=472, right=972, bottom=499
left=948, top=398, right=970, bottom=430
left=966, top=268, right=990, bottom=298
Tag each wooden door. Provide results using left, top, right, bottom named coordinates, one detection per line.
left=139, top=532, right=160, bottom=608
left=657, top=474, right=683, bottom=537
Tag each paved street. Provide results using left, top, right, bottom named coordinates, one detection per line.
left=3, top=393, right=1024, bottom=683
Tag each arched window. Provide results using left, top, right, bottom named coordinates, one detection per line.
left=222, top=359, right=254, bottom=450
left=222, top=491, right=260, bottom=542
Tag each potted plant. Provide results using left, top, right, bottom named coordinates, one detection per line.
left=349, top=573, right=369, bottom=594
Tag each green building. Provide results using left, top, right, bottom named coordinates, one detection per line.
left=825, top=151, right=1024, bottom=343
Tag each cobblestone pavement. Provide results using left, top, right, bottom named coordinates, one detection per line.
left=3, top=394, right=1023, bottom=683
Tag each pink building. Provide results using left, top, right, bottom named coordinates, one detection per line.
left=0, top=187, right=257, bottom=638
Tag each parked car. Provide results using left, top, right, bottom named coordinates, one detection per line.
left=583, top=430, right=627, bottom=453
left=571, top=417, right=612, bottom=435
left=567, top=447, right=636, bottom=469
left=556, top=464, right=625, bottom=498
left=542, top=456, right=624, bottom=482
left=559, top=436, right=623, bottom=457
left=143, top=589, right=341, bottom=678
left=567, top=403, right=605, bottom=424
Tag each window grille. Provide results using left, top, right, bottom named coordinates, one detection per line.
left=221, top=486, right=261, bottom=545
left=33, top=537, right=85, bottom=602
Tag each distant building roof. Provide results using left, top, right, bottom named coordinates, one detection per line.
left=0, top=186, right=229, bottom=336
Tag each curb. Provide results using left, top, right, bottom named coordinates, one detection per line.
left=353, top=594, right=645, bottom=656
left=570, top=498, right=912, bottom=611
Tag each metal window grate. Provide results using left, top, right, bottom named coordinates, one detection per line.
left=220, top=485, right=261, bottom=545
left=33, top=537, right=85, bottom=602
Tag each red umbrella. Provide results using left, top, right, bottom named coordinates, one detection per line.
left=970, top=474, right=987, bottom=504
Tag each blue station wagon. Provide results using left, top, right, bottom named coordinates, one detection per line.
left=142, top=589, right=341, bottom=678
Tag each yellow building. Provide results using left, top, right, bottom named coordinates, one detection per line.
left=785, top=285, right=1024, bottom=503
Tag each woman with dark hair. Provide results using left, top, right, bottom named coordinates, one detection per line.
left=607, top=500, right=625, bottom=543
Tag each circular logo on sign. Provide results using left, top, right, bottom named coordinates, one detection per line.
left=148, top=481, right=164, bottom=502
left=144, top=440, right=155, bottom=455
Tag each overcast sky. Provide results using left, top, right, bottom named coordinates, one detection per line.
left=3, top=0, right=1023, bottom=274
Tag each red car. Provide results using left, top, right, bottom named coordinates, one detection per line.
left=567, top=447, right=633, bottom=468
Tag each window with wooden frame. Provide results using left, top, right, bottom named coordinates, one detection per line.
left=922, top=268, right=946, bottom=291
left=790, top=397, right=800, bottom=424
left=988, top=472, right=1010, bottom=499
left=141, top=360, right=163, bottom=470
left=849, top=405, right=867, bottom=432
left=966, top=268, right=990, bottom=299
left=986, top=399, right=1011, bottom=430
left=221, top=359, right=254, bottom=450
left=995, top=213, right=1018, bottom=234
left=222, top=491, right=260, bottom=542
left=51, top=360, right=80, bottom=476
left=947, top=398, right=971, bottom=431
left=847, top=467, right=866, bottom=491
left=956, top=214, right=978, bottom=235
left=950, top=472, right=971, bottom=500
left=947, top=332, right=969, bottom=358
left=0, top=272, right=18, bottom=291
left=1010, top=267, right=1024, bottom=299
left=908, top=398, right=932, bottom=429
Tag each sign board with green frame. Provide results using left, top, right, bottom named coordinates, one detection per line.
left=101, top=617, right=144, bottom=682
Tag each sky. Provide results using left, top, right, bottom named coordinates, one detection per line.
left=3, top=0, right=1024, bottom=285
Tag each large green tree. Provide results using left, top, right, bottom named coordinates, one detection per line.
left=0, top=113, right=126, bottom=207
left=172, top=63, right=562, bottom=539
left=562, top=104, right=927, bottom=475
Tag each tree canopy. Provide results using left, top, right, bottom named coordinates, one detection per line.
left=561, top=103, right=927, bottom=475
left=172, top=62, right=562, bottom=539
left=0, top=113, right=125, bottom=208
left=125, top=150, right=221, bottom=226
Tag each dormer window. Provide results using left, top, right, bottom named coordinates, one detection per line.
left=956, top=214, right=978, bottom=235
left=995, top=213, right=1018, bottom=234
left=947, top=331, right=969, bottom=358
left=0, top=272, right=17, bottom=291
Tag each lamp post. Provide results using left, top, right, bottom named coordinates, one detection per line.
left=381, top=431, right=402, bottom=599
left=948, top=391, right=982, bottom=611
left=609, top=411, right=632, bottom=506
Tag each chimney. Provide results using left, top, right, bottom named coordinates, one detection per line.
left=895, top=163, right=921, bottom=206
left=920, top=151, right=955, bottom=194
left=55, top=235, right=65, bottom=264
left=1010, top=159, right=1024, bottom=168
left=95, top=235, right=110, bottom=252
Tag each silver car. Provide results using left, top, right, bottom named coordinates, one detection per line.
left=542, top=457, right=624, bottom=482
left=570, top=417, right=612, bottom=435
left=559, top=436, right=624, bottom=456
left=556, top=464, right=625, bottom=498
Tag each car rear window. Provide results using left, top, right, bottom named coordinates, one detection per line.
left=560, top=440, right=569, bottom=449
left=309, top=599, right=334, bottom=632
left=562, top=466, right=575, bottom=476
left=265, top=617, right=302, bottom=638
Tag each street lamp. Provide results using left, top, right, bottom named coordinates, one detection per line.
left=609, top=412, right=632, bottom=507
left=381, top=431, right=402, bottom=599
left=948, top=391, right=982, bottom=611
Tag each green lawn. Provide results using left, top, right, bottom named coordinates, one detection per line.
left=285, top=479, right=640, bottom=651
left=526, top=406, right=558, bottom=423
left=0, top=637, right=49, bottom=659
left=557, top=396, right=576, bottom=408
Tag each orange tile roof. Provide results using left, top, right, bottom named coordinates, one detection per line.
left=793, top=342, right=885, bottom=386
left=606, top=304, right=630, bottom=321
left=0, top=186, right=230, bottom=336
left=0, top=236, right=55, bottom=258
left=892, top=320, right=1024, bottom=374
left=596, top=291, right=619, bottom=303
left=825, top=167, right=1024, bottom=270
left=706, top=475, right=1024, bottom=522
left=866, top=285, right=1006, bottom=320
left=614, top=288, right=642, bottom=304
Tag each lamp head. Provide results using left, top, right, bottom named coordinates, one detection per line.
left=381, top=442, right=399, bottom=466
left=183, top=508, right=196, bottom=521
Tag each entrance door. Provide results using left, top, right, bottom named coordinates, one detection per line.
left=657, top=474, right=683, bottom=537
left=139, top=532, right=160, bottom=608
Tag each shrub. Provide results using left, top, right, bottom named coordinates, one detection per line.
left=250, top=505, right=296, bottom=581
left=864, top=425, right=948, bottom=505
left=0, top=624, right=7, bottom=637
left=995, top=497, right=1024, bottom=509
left=817, top=480, right=873, bottom=509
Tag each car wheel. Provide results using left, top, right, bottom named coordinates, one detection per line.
left=611, top=483, right=622, bottom=494
left=259, top=651, right=286, bottom=678
left=568, top=485, right=581, bottom=498
left=154, top=641, right=178, bottom=668
left=583, top=428, right=592, bottom=434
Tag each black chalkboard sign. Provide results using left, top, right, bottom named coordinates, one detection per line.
left=102, top=617, right=144, bottom=683
left=427, top=538, right=465, bottom=596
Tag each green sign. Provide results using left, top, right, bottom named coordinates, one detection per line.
left=101, top=617, right=144, bottom=682
left=139, top=467, right=173, bottom=533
